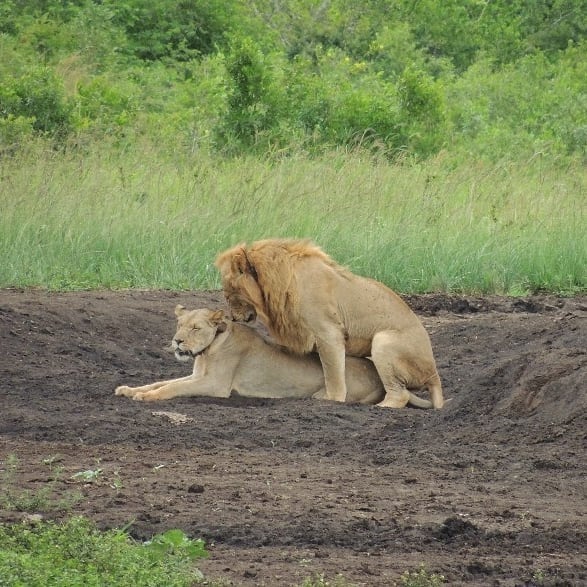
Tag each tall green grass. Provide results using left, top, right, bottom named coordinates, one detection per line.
left=1, top=142, right=585, bottom=294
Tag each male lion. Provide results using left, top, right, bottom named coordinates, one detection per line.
left=215, top=239, right=444, bottom=409
left=115, top=305, right=434, bottom=407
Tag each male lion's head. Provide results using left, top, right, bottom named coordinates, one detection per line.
left=215, top=239, right=326, bottom=354
left=172, top=306, right=226, bottom=362
left=214, top=244, right=265, bottom=323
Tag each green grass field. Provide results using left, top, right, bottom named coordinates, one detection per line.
left=1, top=143, right=585, bottom=294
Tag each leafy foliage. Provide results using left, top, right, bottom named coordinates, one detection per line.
left=0, top=66, right=72, bottom=136
left=216, top=36, right=280, bottom=150
left=0, top=0, right=585, bottom=160
left=104, top=0, right=235, bottom=62
left=0, top=517, right=208, bottom=586
left=144, top=528, right=208, bottom=562
left=399, top=564, right=445, bottom=586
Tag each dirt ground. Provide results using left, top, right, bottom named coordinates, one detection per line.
left=1, top=289, right=585, bottom=586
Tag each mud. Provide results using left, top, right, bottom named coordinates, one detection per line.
left=1, top=289, right=585, bottom=586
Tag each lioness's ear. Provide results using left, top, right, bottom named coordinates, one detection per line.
left=175, top=304, right=187, bottom=317
left=209, top=309, right=226, bottom=324
left=211, top=310, right=228, bottom=332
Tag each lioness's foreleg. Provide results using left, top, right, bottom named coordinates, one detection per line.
left=132, top=375, right=233, bottom=402
left=115, top=375, right=194, bottom=399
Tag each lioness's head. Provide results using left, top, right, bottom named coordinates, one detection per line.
left=215, top=244, right=264, bottom=323
left=172, top=306, right=227, bottom=362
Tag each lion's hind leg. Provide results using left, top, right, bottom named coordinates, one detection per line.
left=371, top=330, right=442, bottom=409
left=376, top=387, right=411, bottom=408
left=370, top=331, right=411, bottom=408
left=312, top=388, right=328, bottom=400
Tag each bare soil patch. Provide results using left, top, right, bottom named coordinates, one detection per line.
left=1, top=289, right=586, bottom=586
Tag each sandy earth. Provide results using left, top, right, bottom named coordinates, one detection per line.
left=1, top=289, right=585, bottom=586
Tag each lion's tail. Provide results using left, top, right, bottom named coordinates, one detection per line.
left=424, top=373, right=444, bottom=409
left=407, top=392, right=434, bottom=409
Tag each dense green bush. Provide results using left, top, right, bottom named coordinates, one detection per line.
left=0, top=0, right=585, bottom=159
left=308, top=51, right=402, bottom=152
left=0, top=115, right=35, bottom=153
left=447, top=42, right=587, bottom=158
left=397, top=67, right=447, bottom=156
left=74, top=76, right=138, bottom=132
left=216, top=37, right=280, bottom=151
left=0, top=67, right=71, bottom=136
left=104, top=0, right=244, bottom=62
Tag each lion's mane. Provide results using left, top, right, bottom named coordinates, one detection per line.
left=242, top=239, right=347, bottom=354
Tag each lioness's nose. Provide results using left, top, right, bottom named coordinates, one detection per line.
left=174, top=338, right=183, bottom=345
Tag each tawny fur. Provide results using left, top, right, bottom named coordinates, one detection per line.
left=215, top=238, right=445, bottom=409
left=115, top=306, right=433, bottom=407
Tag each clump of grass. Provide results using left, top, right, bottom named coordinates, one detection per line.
left=398, top=564, right=445, bottom=586
left=0, top=517, right=208, bottom=586
left=0, top=455, right=82, bottom=514
left=0, top=142, right=584, bottom=294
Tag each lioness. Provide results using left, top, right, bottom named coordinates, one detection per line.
left=115, top=305, right=434, bottom=407
left=215, top=239, right=444, bottom=409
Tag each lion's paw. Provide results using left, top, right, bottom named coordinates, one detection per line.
left=115, top=386, right=135, bottom=398
left=132, top=392, right=158, bottom=402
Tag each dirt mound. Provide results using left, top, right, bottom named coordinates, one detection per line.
left=423, top=295, right=586, bottom=440
left=1, top=289, right=585, bottom=586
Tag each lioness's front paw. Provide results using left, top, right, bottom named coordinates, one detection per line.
left=132, top=392, right=155, bottom=402
left=115, top=386, right=135, bottom=398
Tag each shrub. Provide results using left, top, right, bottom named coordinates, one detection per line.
left=73, top=76, right=138, bottom=132
left=447, top=45, right=587, bottom=159
left=269, top=49, right=404, bottom=155
left=106, top=0, right=241, bottom=62
left=399, top=564, right=445, bottom=586
left=0, top=114, right=35, bottom=152
left=0, top=66, right=72, bottom=136
left=0, top=517, right=208, bottom=586
left=215, top=37, right=281, bottom=151
left=397, top=67, right=448, bottom=156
